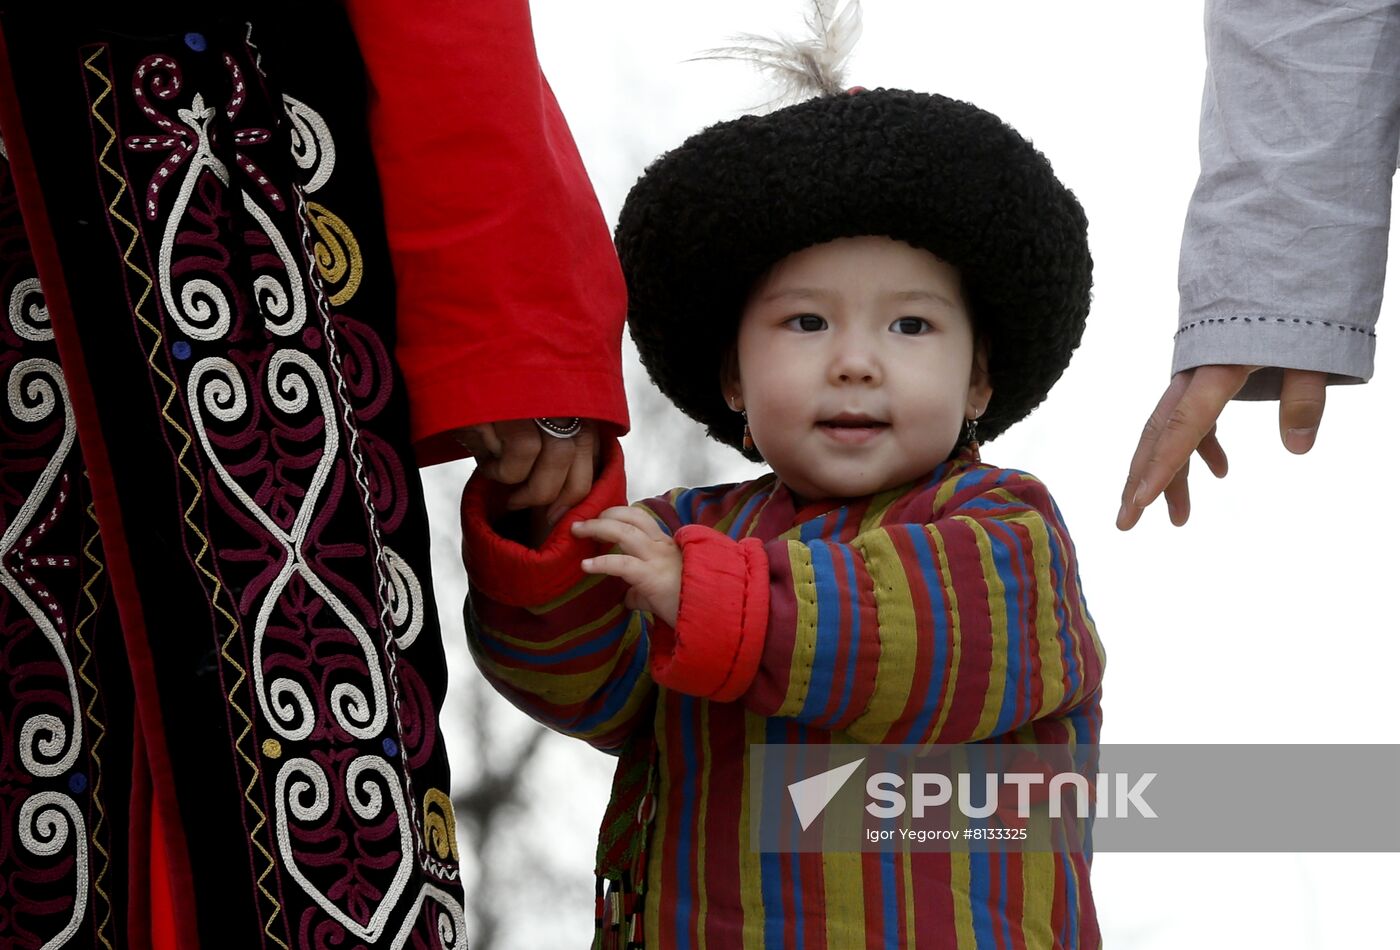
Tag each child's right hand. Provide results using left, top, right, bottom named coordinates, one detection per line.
left=574, top=508, right=681, bottom=627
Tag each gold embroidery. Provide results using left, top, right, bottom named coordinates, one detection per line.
left=423, top=788, right=459, bottom=861
left=306, top=201, right=362, bottom=307
left=262, top=738, right=283, bottom=759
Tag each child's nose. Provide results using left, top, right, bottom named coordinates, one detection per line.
left=829, top=344, right=881, bottom=385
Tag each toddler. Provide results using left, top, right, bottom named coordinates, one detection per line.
left=461, top=19, right=1105, bottom=949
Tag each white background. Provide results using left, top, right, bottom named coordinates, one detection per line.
left=422, top=2, right=1400, bottom=946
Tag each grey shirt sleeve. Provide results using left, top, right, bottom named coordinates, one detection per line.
left=1175, top=0, right=1400, bottom=399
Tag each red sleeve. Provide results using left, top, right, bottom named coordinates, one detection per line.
left=647, top=526, right=770, bottom=702
left=344, top=0, right=629, bottom=465
left=460, top=438, right=628, bottom=606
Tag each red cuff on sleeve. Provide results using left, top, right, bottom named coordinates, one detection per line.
left=648, top=526, right=769, bottom=702
left=460, top=438, right=626, bottom=607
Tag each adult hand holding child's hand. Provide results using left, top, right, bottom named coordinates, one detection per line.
left=574, top=508, right=682, bottom=627
left=455, top=418, right=601, bottom=525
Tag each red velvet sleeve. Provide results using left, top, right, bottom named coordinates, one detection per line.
left=344, top=0, right=629, bottom=465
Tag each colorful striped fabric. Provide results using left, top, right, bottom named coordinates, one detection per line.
left=462, top=443, right=1105, bottom=948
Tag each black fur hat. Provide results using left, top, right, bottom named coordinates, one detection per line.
left=615, top=87, right=1092, bottom=458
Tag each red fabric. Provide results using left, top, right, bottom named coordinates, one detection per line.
left=150, top=800, right=177, bottom=950
left=460, top=438, right=627, bottom=606
left=648, top=527, right=770, bottom=701
left=344, top=0, right=629, bottom=464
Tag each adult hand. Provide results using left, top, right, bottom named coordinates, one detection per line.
left=1116, top=366, right=1328, bottom=530
left=455, top=418, right=601, bottom=524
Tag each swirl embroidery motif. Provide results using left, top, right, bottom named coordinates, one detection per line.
left=2, top=288, right=90, bottom=944
left=120, top=46, right=461, bottom=940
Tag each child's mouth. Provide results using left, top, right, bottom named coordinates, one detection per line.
left=817, top=418, right=889, bottom=443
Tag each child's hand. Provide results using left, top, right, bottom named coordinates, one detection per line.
left=574, top=507, right=681, bottom=627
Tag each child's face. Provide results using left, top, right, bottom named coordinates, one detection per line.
left=724, top=236, right=992, bottom=502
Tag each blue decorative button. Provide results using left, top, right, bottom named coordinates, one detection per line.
left=69, top=772, right=88, bottom=794
left=184, top=32, right=207, bottom=52
left=172, top=341, right=192, bottom=360
left=382, top=737, right=399, bottom=757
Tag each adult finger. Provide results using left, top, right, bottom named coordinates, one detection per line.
left=1278, top=369, right=1328, bottom=455
left=1196, top=425, right=1228, bottom=480
left=1117, top=373, right=1191, bottom=530
left=489, top=419, right=543, bottom=485
left=508, top=431, right=576, bottom=509
left=547, top=424, right=599, bottom=525
left=1133, top=365, right=1249, bottom=509
left=1114, top=363, right=1248, bottom=531
left=1161, top=455, right=1192, bottom=527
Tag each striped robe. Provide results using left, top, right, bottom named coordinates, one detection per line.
left=462, top=441, right=1105, bottom=949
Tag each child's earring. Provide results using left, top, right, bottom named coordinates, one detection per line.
left=963, top=413, right=982, bottom=460
left=728, top=396, right=756, bottom=453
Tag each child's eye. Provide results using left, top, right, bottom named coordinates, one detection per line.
left=891, top=317, right=932, bottom=335
left=785, top=313, right=827, bottom=332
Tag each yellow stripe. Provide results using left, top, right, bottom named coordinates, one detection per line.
left=1025, top=513, right=1070, bottom=719
left=490, top=598, right=624, bottom=649
left=775, top=542, right=819, bottom=718
left=1020, top=834, right=1056, bottom=946
left=822, top=849, right=866, bottom=945
left=950, top=849, right=977, bottom=948
left=711, top=478, right=776, bottom=536
left=848, top=531, right=917, bottom=743
left=739, top=713, right=767, bottom=946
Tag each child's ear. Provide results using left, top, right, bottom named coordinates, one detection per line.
left=967, top=340, right=993, bottom=415
left=720, top=346, right=743, bottom=410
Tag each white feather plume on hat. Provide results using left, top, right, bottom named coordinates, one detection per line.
left=695, top=0, right=863, bottom=108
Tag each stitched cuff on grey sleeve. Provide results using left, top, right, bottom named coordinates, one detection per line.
left=1171, top=315, right=1375, bottom=401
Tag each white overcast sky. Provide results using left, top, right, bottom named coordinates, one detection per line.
left=424, top=3, right=1400, bottom=946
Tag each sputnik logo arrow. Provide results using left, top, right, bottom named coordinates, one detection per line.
left=787, top=758, right=866, bottom=831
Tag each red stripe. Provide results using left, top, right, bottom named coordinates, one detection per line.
left=700, top=705, right=745, bottom=944
left=910, top=851, right=958, bottom=950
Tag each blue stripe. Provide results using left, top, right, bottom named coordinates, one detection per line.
left=880, top=850, right=899, bottom=948
left=673, top=696, right=698, bottom=950
left=1043, top=518, right=1082, bottom=700
left=761, top=718, right=789, bottom=947
left=727, top=489, right=768, bottom=539
left=986, top=521, right=1028, bottom=736
left=571, top=632, right=649, bottom=732
left=968, top=848, right=996, bottom=946
left=798, top=541, right=842, bottom=725
left=1059, top=848, right=1080, bottom=948
left=903, top=527, right=950, bottom=743
left=825, top=544, right=862, bottom=727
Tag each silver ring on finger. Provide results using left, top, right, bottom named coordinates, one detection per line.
left=535, top=417, right=582, bottom=439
